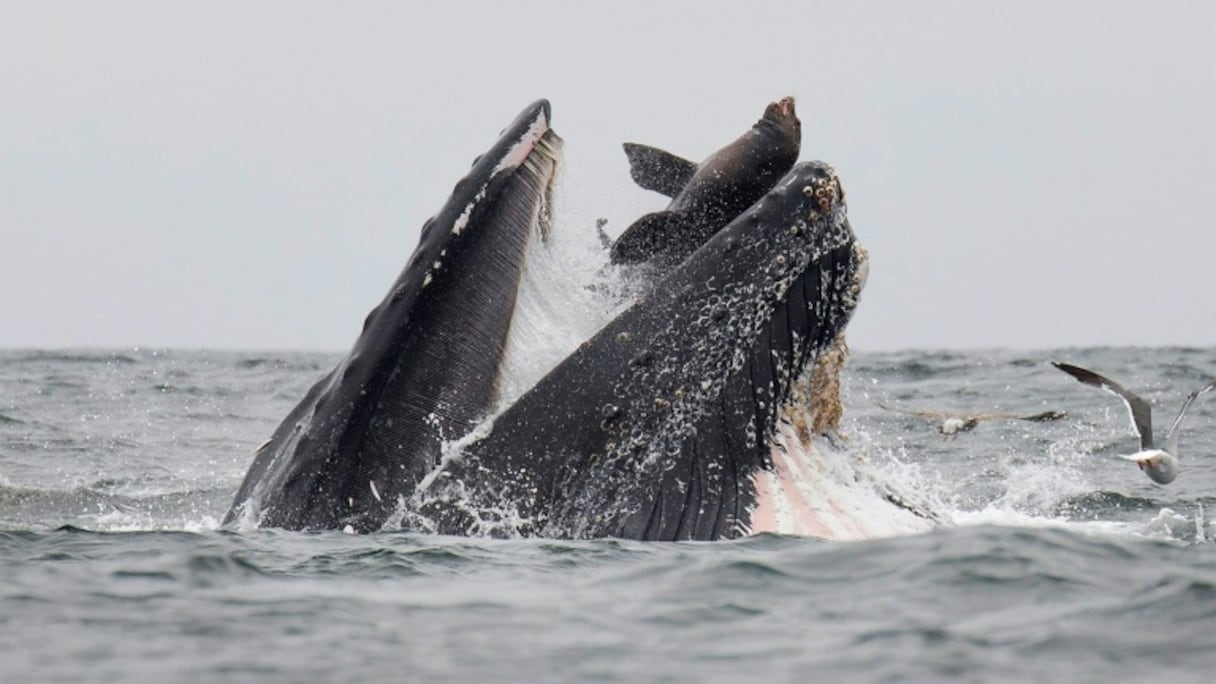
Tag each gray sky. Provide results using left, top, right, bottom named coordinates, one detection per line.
left=2, top=2, right=1213, bottom=352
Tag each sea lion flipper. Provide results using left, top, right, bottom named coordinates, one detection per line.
left=610, top=210, right=696, bottom=265
left=622, top=143, right=698, bottom=198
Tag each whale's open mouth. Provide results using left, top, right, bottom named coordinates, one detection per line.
left=226, top=100, right=930, bottom=541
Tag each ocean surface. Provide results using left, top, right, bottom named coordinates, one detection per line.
left=2, top=347, right=1214, bottom=682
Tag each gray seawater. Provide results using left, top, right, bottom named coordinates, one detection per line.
left=2, top=347, right=1214, bottom=683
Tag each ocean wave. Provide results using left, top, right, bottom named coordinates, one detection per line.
left=2, top=350, right=141, bottom=365
left=0, top=482, right=231, bottom=532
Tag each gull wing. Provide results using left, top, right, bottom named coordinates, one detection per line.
left=968, top=409, right=1067, bottom=422
left=1015, top=409, right=1068, bottom=422
left=1052, top=362, right=1153, bottom=450
left=1164, top=378, right=1216, bottom=457
left=874, top=400, right=954, bottom=422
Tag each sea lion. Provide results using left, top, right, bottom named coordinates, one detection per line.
left=610, top=97, right=801, bottom=268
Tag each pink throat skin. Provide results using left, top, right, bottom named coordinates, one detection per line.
left=745, top=419, right=935, bottom=541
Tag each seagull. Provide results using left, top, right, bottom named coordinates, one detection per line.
left=874, top=400, right=1066, bottom=438
left=1052, top=362, right=1216, bottom=484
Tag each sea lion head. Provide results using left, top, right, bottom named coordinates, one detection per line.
left=761, top=96, right=800, bottom=146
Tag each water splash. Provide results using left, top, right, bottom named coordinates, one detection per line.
left=494, top=196, right=632, bottom=412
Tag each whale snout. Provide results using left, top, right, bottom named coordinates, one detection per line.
left=800, top=164, right=844, bottom=216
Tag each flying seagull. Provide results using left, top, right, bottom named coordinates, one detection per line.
left=875, top=400, right=1066, bottom=438
left=1052, top=362, right=1216, bottom=484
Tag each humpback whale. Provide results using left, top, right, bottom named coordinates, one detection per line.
left=1052, top=362, right=1216, bottom=484
left=224, top=100, right=563, bottom=531
left=610, top=97, right=801, bottom=268
left=226, top=99, right=928, bottom=540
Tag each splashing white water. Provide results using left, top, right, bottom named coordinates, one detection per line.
left=842, top=400, right=1210, bottom=544
left=494, top=178, right=633, bottom=412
